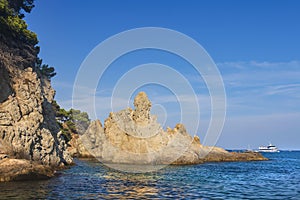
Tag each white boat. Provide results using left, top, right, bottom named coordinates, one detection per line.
left=258, top=143, right=280, bottom=153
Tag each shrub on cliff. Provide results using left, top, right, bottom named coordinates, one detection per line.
left=52, top=101, right=91, bottom=142
left=35, top=58, right=56, bottom=79
left=1, top=0, right=56, bottom=79
left=0, top=0, right=38, bottom=45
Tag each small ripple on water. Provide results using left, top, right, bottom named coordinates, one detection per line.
left=0, top=152, right=299, bottom=199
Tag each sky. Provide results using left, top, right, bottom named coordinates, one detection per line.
left=25, top=0, right=300, bottom=150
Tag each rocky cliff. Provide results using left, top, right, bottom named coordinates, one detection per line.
left=77, top=92, right=266, bottom=168
left=0, top=30, right=72, bottom=173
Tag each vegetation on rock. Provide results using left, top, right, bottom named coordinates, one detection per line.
left=0, top=0, right=37, bottom=45
left=52, top=100, right=91, bottom=143
left=0, top=0, right=56, bottom=79
left=35, top=58, right=56, bottom=79
left=0, top=0, right=72, bottom=180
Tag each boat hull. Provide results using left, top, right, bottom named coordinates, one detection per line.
left=258, top=144, right=279, bottom=153
left=258, top=149, right=280, bottom=153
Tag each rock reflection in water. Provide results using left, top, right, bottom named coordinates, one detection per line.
left=100, top=170, right=161, bottom=199
left=0, top=180, right=51, bottom=199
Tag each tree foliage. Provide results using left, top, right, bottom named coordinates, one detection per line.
left=8, top=0, right=34, bottom=18
left=0, top=0, right=38, bottom=45
left=1, top=0, right=57, bottom=79
left=40, top=64, right=56, bottom=79
left=52, top=101, right=91, bottom=143
left=35, top=58, right=56, bottom=79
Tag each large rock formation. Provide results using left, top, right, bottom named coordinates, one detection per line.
left=78, top=92, right=266, bottom=169
left=0, top=30, right=72, bottom=180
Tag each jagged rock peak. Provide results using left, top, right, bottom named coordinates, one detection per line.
left=132, top=92, right=152, bottom=125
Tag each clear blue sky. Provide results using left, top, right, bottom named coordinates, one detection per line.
left=26, top=0, right=300, bottom=150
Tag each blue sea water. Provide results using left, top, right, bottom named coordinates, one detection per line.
left=0, top=151, right=299, bottom=199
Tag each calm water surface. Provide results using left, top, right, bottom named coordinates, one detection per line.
left=0, top=151, right=299, bottom=199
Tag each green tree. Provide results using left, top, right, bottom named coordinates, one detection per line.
left=35, top=58, right=56, bottom=79
left=52, top=101, right=91, bottom=143
left=52, top=100, right=69, bottom=122
left=8, top=0, right=35, bottom=18
left=1, top=0, right=56, bottom=79
left=40, top=64, right=56, bottom=79
left=0, top=0, right=38, bottom=45
left=69, top=109, right=90, bottom=134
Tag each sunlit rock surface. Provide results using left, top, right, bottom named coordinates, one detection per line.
left=78, top=92, right=267, bottom=166
left=0, top=33, right=72, bottom=181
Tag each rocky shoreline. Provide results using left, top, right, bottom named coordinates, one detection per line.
left=0, top=0, right=266, bottom=180
left=0, top=142, right=69, bottom=182
left=0, top=158, right=55, bottom=182
left=0, top=89, right=267, bottom=181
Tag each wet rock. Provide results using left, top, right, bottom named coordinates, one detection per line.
left=0, top=158, right=55, bottom=182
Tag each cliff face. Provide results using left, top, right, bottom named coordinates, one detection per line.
left=0, top=35, right=72, bottom=167
left=78, top=92, right=266, bottom=169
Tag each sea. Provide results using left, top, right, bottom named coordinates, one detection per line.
left=0, top=151, right=299, bottom=199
